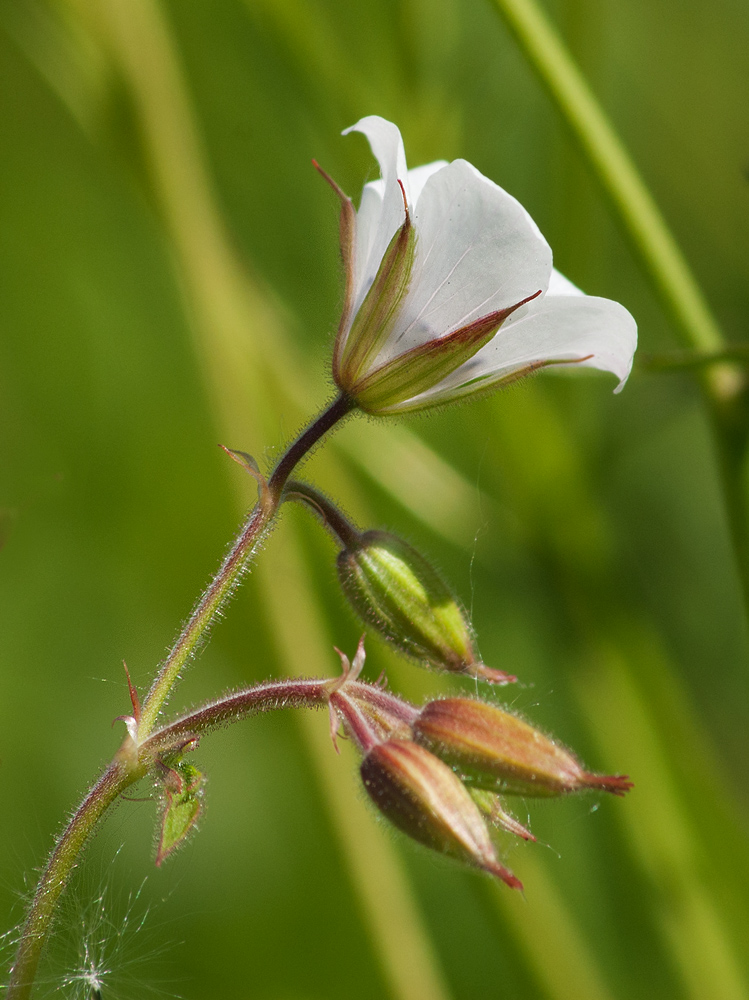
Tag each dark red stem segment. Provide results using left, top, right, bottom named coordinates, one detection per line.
left=142, top=678, right=332, bottom=755
left=268, top=393, right=355, bottom=501
left=329, top=690, right=382, bottom=754
left=284, top=480, right=362, bottom=550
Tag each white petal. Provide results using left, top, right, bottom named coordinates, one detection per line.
left=346, top=160, right=450, bottom=326
left=350, top=180, right=385, bottom=304
left=343, top=117, right=411, bottom=315
left=547, top=268, right=584, bottom=296
left=380, top=159, right=552, bottom=359
left=411, top=294, right=637, bottom=406
left=407, top=160, right=448, bottom=206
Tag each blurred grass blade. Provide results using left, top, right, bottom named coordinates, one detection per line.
left=489, top=385, right=749, bottom=998
left=490, top=855, right=617, bottom=1000
left=489, top=0, right=726, bottom=359
left=66, top=0, right=279, bottom=448
left=575, top=646, right=749, bottom=1000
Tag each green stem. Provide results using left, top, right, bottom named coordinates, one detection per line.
left=7, top=394, right=355, bottom=999
left=138, top=392, right=354, bottom=737
left=490, top=0, right=725, bottom=357
left=490, top=0, right=749, bottom=620
left=7, top=757, right=146, bottom=999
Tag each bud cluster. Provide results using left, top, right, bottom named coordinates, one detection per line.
left=284, top=470, right=632, bottom=893
left=327, top=645, right=631, bottom=891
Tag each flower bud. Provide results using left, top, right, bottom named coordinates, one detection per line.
left=337, top=530, right=514, bottom=684
left=361, top=738, right=522, bottom=889
left=413, top=698, right=633, bottom=798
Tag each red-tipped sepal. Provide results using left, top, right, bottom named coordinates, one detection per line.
left=469, top=789, right=536, bottom=841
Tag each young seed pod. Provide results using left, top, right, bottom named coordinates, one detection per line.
left=360, top=738, right=522, bottom=889
left=413, top=698, right=633, bottom=798
left=337, top=530, right=514, bottom=684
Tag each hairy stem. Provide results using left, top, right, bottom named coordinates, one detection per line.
left=267, top=393, right=354, bottom=500
left=7, top=395, right=354, bottom=999
left=138, top=392, right=354, bottom=737
left=7, top=757, right=146, bottom=998
left=140, top=676, right=420, bottom=760
left=143, top=677, right=333, bottom=753
left=284, top=479, right=362, bottom=549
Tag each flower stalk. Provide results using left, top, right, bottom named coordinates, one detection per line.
left=7, top=761, right=145, bottom=999
left=7, top=398, right=354, bottom=1000
left=137, top=393, right=354, bottom=738
left=283, top=480, right=362, bottom=550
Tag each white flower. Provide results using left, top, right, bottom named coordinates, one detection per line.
left=319, top=116, right=636, bottom=415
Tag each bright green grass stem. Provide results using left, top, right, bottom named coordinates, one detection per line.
left=490, top=0, right=724, bottom=355
left=491, top=0, right=749, bottom=619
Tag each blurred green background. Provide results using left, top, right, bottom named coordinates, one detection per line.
left=1, top=0, right=748, bottom=998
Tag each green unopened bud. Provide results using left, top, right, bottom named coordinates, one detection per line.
left=337, top=530, right=514, bottom=684
left=361, top=738, right=522, bottom=889
left=413, top=698, right=633, bottom=798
